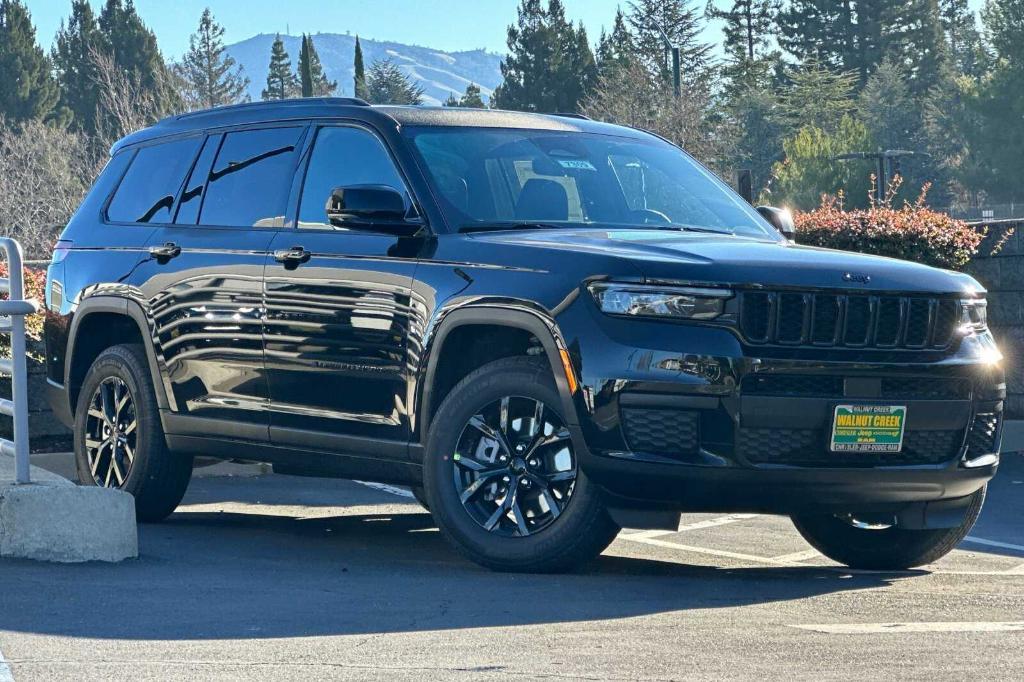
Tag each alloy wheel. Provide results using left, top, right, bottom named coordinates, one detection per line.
left=84, top=376, right=138, bottom=488
left=452, top=395, right=577, bottom=537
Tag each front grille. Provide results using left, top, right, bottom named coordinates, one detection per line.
left=738, top=428, right=963, bottom=466
left=621, top=408, right=699, bottom=456
left=966, top=413, right=1000, bottom=458
left=739, top=291, right=961, bottom=350
left=743, top=374, right=971, bottom=400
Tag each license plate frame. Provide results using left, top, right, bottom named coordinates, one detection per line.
left=830, top=404, right=907, bottom=454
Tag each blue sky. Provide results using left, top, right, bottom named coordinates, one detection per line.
left=29, top=0, right=986, bottom=60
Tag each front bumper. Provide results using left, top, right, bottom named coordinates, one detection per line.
left=559, top=302, right=1004, bottom=513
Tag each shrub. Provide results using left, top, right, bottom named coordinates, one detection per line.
left=0, top=263, right=45, bottom=359
left=794, top=188, right=988, bottom=271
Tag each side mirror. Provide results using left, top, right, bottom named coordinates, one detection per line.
left=325, top=185, right=421, bottom=236
left=757, top=205, right=796, bottom=241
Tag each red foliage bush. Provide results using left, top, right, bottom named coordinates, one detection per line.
left=0, top=262, right=45, bottom=345
left=794, top=191, right=986, bottom=272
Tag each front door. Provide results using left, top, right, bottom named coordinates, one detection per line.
left=264, top=124, right=420, bottom=455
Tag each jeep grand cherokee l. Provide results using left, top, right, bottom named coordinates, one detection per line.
left=44, top=98, right=1004, bottom=572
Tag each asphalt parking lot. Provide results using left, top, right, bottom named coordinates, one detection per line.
left=1, top=455, right=1022, bottom=681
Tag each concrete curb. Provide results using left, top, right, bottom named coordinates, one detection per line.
left=0, top=483, right=137, bottom=563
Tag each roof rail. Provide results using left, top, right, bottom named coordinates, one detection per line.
left=548, top=112, right=591, bottom=120
left=169, top=97, right=371, bottom=123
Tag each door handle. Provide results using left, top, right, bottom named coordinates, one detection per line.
left=273, top=246, right=311, bottom=266
left=148, top=242, right=181, bottom=261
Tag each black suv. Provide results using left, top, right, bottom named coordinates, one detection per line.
left=45, top=98, right=1003, bottom=572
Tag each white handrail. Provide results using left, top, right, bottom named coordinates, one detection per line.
left=0, top=238, right=39, bottom=484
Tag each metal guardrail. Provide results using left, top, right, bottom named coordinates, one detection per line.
left=0, top=238, right=40, bottom=484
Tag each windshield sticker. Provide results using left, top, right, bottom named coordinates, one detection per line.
left=557, top=159, right=597, bottom=171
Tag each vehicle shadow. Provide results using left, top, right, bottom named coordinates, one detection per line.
left=0, top=508, right=912, bottom=642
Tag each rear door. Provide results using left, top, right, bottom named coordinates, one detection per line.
left=137, top=125, right=307, bottom=440
left=264, top=123, right=420, bottom=455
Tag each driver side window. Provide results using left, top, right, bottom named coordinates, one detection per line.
left=298, top=126, right=407, bottom=229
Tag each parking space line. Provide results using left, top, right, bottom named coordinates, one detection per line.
left=354, top=481, right=415, bottom=499
left=627, top=514, right=761, bottom=540
left=1003, top=564, right=1024, bottom=575
left=789, top=622, right=1024, bottom=634
left=0, top=644, right=14, bottom=682
left=964, top=536, right=1024, bottom=553
left=619, top=534, right=803, bottom=566
left=773, top=549, right=821, bottom=562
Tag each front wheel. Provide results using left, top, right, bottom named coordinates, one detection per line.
left=791, top=487, right=986, bottom=570
left=424, top=356, right=619, bottom=573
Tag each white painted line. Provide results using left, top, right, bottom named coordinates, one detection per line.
left=619, top=534, right=802, bottom=566
left=625, top=514, right=761, bottom=540
left=963, top=536, right=1024, bottom=553
left=354, top=481, right=415, bottom=499
left=1003, top=563, right=1024, bottom=575
left=790, top=622, right=1024, bottom=634
left=773, top=549, right=821, bottom=562
left=0, top=644, right=14, bottom=682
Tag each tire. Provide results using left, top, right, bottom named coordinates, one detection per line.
left=791, top=486, right=986, bottom=570
left=74, top=344, right=193, bottom=522
left=424, top=356, right=619, bottom=573
left=410, top=486, right=430, bottom=510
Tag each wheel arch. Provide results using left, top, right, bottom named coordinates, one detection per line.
left=416, top=305, right=579, bottom=449
left=65, top=296, right=171, bottom=416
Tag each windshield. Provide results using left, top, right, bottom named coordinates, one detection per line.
left=405, top=126, right=779, bottom=240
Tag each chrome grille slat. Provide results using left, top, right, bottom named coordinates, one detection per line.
left=739, top=291, right=961, bottom=350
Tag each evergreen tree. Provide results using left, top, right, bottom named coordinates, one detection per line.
left=365, top=58, right=424, bottom=105
left=175, top=8, right=249, bottom=110
left=444, top=83, right=486, bottom=108
left=0, top=0, right=59, bottom=123
left=780, top=60, right=858, bottom=134
left=626, top=0, right=713, bottom=82
left=940, top=0, right=987, bottom=80
left=493, top=0, right=597, bottom=112
left=98, top=0, right=165, bottom=96
left=596, top=8, right=633, bottom=77
left=706, top=0, right=781, bottom=62
left=859, top=60, right=917, bottom=153
left=298, top=34, right=336, bottom=98
left=52, top=0, right=104, bottom=133
left=261, top=34, right=297, bottom=100
left=353, top=35, right=368, bottom=100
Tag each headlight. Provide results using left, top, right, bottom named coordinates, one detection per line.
left=960, top=298, right=988, bottom=333
left=588, top=283, right=732, bottom=320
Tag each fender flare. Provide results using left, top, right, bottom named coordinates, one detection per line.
left=416, top=304, right=579, bottom=445
left=65, top=295, right=173, bottom=413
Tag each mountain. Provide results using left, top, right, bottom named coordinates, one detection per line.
left=225, top=33, right=504, bottom=106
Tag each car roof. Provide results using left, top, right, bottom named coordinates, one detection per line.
left=110, top=98, right=654, bottom=154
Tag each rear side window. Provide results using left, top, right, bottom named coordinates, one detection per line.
left=174, top=134, right=222, bottom=225
left=106, top=137, right=203, bottom=224
left=199, top=127, right=304, bottom=227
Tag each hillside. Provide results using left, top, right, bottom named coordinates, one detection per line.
left=225, top=33, right=503, bottom=105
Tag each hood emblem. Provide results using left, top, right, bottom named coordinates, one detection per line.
left=843, top=272, right=871, bottom=284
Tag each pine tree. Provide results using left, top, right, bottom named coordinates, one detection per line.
left=365, top=59, right=424, bottom=105
left=298, top=34, right=337, bottom=98
left=706, top=0, right=781, bottom=63
left=52, top=0, right=104, bottom=132
left=626, top=0, right=713, bottom=82
left=353, top=35, right=368, bottom=100
left=596, top=8, right=632, bottom=77
left=493, top=0, right=597, bottom=112
left=444, top=83, right=486, bottom=108
left=940, top=0, right=987, bottom=79
left=780, top=60, right=858, bottom=134
left=0, top=0, right=59, bottom=123
left=261, top=34, right=297, bottom=100
left=98, top=0, right=165, bottom=95
left=859, top=60, right=917, bottom=153
left=175, top=8, right=249, bottom=110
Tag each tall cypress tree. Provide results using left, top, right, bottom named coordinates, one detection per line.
left=98, top=0, right=165, bottom=95
left=52, top=0, right=104, bottom=133
left=175, top=8, right=249, bottom=109
left=596, top=7, right=633, bottom=77
left=261, top=34, right=297, bottom=100
left=626, top=0, right=713, bottom=82
left=298, top=34, right=336, bottom=98
left=0, top=0, right=59, bottom=123
left=353, top=35, right=368, bottom=100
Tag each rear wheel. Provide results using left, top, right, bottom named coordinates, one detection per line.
left=424, top=356, right=619, bottom=573
left=791, top=487, right=986, bottom=570
left=74, top=344, right=193, bottom=522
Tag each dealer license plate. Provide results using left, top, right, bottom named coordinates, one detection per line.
left=830, top=405, right=907, bottom=453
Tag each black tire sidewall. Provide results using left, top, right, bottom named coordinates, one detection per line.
left=424, top=357, right=613, bottom=571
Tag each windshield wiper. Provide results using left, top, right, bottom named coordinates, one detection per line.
left=459, top=221, right=567, bottom=233
left=656, top=224, right=736, bottom=236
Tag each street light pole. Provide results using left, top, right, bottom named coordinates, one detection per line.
left=653, top=22, right=681, bottom=98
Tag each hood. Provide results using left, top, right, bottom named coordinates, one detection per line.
left=470, top=228, right=982, bottom=295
